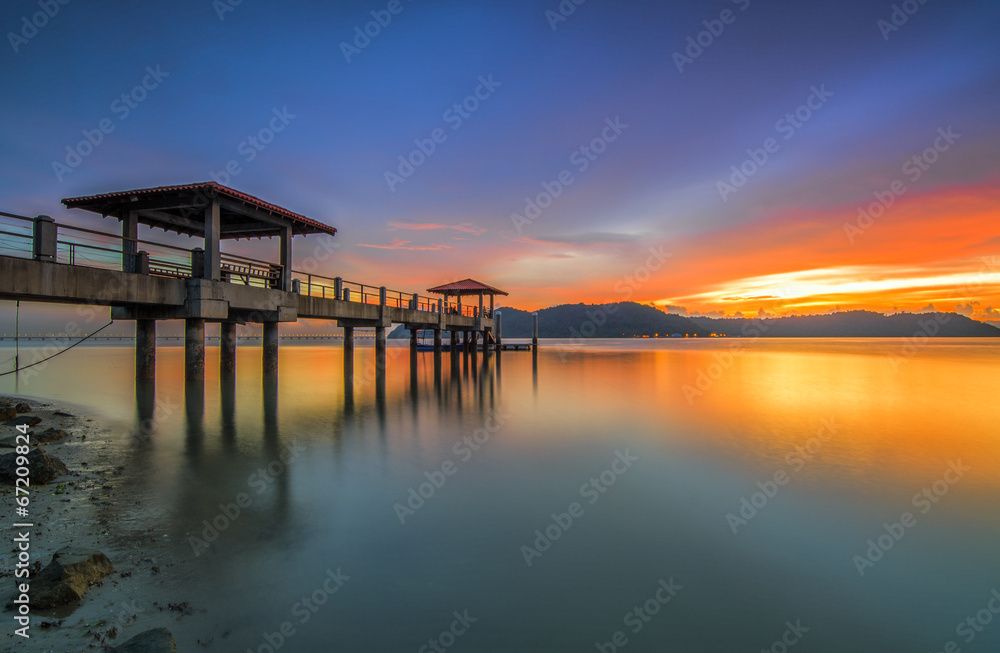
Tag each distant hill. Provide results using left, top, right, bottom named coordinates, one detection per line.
left=390, top=303, right=1000, bottom=338
left=690, top=310, right=1000, bottom=338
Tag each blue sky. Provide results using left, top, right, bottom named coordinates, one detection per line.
left=1, top=0, right=998, bottom=316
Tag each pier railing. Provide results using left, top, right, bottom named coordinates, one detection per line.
left=0, top=211, right=489, bottom=318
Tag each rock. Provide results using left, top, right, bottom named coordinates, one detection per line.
left=53, top=410, right=75, bottom=417
left=109, top=628, right=178, bottom=653
left=9, top=547, right=113, bottom=609
left=14, top=402, right=31, bottom=413
left=4, top=415, right=41, bottom=427
left=0, top=447, right=69, bottom=484
left=0, top=406, right=16, bottom=422
left=36, top=428, right=71, bottom=443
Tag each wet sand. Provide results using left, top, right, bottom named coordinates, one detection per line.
left=0, top=394, right=204, bottom=653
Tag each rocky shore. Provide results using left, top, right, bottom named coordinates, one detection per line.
left=0, top=395, right=187, bottom=652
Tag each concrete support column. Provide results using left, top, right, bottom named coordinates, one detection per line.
left=263, top=322, right=279, bottom=375
left=204, top=201, right=221, bottom=281
left=220, top=321, right=237, bottom=378
left=375, top=325, right=386, bottom=373
left=136, top=319, right=156, bottom=382
left=122, top=210, right=138, bottom=272
left=185, top=318, right=205, bottom=381
left=343, top=326, right=354, bottom=411
left=410, top=329, right=419, bottom=354
left=434, top=328, right=442, bottom=355
left=343, top=326, right=354, bottom=360
left=495, top=311, right=503, bottom=351
left=471, top=331, right=479, bottom=356
left=450, top=330, right=458, bottom=354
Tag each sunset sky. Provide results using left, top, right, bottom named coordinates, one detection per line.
left=1, top=0, right=999, bottom=320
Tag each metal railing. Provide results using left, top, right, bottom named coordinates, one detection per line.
left=0, top=211, right=492, bottom=319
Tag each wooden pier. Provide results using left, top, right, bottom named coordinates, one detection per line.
left=0, top=182, right=528, bottom=383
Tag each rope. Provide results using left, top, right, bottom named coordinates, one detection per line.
left=0, top=319, right=115, bottom=377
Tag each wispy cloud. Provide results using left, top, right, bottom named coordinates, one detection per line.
left=388, top=221, right=486, bottom=235
left=355, top=238, right=453, bottom=251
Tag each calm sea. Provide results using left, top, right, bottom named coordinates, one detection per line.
left=3, top=338, right=999, bottom=652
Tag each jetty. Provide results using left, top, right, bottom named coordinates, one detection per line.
left=0, top=182, right=529, bottom=382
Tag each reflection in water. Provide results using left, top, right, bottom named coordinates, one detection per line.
left=6, top=340, right=1000, bottom=652
left=184, top=376, right=204, bottom=462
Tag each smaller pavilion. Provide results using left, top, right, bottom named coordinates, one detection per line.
left=427, top=278, right=508, bottom=318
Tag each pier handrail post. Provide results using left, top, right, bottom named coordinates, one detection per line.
left=334, top=277, right=343, bottom=300
left=343, top=288, right=351, bottom=302
left=379, top=286, right=387, bottom=306
left=292, top=279, right=301, bottom=294
left=135, top=250, right=150, bottom=275
left=411, top=292, right=418, bottom=310
left=437, top=298, right=443, bottom=314
left=32, top=215, right=56, bottom=262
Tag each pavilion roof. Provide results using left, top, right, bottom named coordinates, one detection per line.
left=62, top=182, right=337, bottom=239
left=426, top=278, right=509, bottom=296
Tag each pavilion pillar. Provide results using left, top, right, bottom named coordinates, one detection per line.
left=135, top=319, right=156, bottom=382
left=220, top=321, right=237, bottom=378
left=375, top=326, right=386, bottom=373
left=204, top=201, right=221, bottom=281
left=489, top=293, right=494, bottom=317
left=263, top=322, right=279, bottom=375
left=122, top=210, right=138, bottom=273
left=185, top=318, right=205, bottom=381
left=478, top=291, right=484, bottom=320
left=279, top=225, right=293, bottom=291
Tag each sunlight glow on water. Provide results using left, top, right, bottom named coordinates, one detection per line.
left=2, top=338, right=999, bottom=652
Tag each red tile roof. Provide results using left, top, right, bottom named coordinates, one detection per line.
left=427, top=278, right=509, bottom=296
left=62, top=182, right=337, bottom=238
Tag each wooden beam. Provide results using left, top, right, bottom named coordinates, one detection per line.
left=135, top=209, right=205, bottom=233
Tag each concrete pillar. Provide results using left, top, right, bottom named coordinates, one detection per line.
left=278, top=225, right=293, bottom=291
left=410, top=328, right=419, bottom=354
left=185, top=318, right=205, bottom=381
left=263, top=322, right=279, bottom=375
left=375, top=325, right=386, bottom=373
left=135, top=319, right=156, bottom=382
left=434, top=328, right=442, bottom=355
left=343, top=326, right=354, bottom=412
left=450, top=330, right=458, bottom=354
left=204, top=202, right=221, bottom=281
left=495, top=311, right=503, bottom=350
left=343, top=326, right=354, bottom=360
left=478, top=291, right=484, bottom=321
left=122, top=210, right=138, bottom=272
left=471, top=330, right=478, bottom=355
left=532, top=312, right=539, bottom=349
left=220, top=321, right=237, bottom=377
